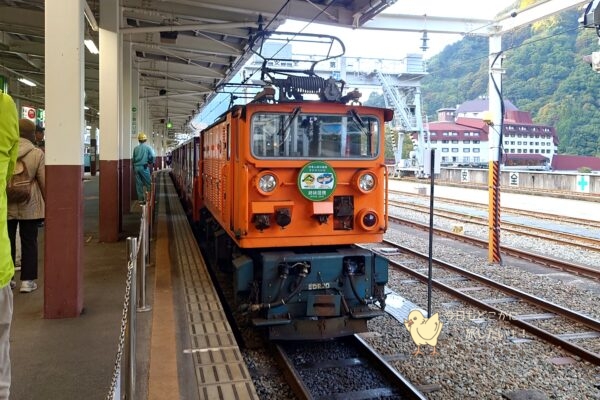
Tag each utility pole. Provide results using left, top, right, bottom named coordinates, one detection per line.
left=487, top=34, right=503, bottom=264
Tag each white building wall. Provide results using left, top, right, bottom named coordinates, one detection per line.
left=502, top=132, right=556, bottom=161
left=429, top=132, right=489, bottom=164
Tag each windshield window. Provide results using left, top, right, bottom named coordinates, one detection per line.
left=251, top=111, right=380, bottom=159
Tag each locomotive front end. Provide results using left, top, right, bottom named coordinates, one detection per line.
left=231, top=103, right=393, bottom=339
left=238, top=103, right=390, bottom=248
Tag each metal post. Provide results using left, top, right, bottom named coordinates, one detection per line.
left=427, top=149, right=435, bottom=318
left=112, top=367, right=121, bottom=400
left=126, top=237, right=137, bottom=400
left=488, top=34, right=503, bottom=264
left=137, top=206, right=151, bottom=312
left=145, top=184, right=152, bottom=264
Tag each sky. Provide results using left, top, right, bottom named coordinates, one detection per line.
left=278, top=0, right=517, bottom=59
left=197, top=0, right=517, bottom=126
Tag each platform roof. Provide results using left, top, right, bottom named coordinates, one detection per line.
left=0, top=0, right=396, bottom=134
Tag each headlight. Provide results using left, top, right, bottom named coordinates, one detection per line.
left=258, top=173, right=277, bottom=193
left=362, top=212, right=377, bottom=227
left=357, top=208, right=379, bottom=231
left=358, top=173, right=376, bottom=192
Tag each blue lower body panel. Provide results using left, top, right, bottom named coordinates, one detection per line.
left=246, top=247, right=388, bottom=340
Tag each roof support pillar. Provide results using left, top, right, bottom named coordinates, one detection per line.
left=99, top=0, right=122, bottom=242
left=121, top=41, right=133, bottom=215
left=44, top=0, right=85, bottom=318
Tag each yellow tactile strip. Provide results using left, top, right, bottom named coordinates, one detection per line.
left=148, top=175, right=181, bottom=400
left=164, top=174, right=259, bottom=400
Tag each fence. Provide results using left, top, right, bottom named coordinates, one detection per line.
left=105, top=175, right=156, bottom=400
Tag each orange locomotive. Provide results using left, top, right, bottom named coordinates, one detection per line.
left=172, top=32, right=393, bottom=339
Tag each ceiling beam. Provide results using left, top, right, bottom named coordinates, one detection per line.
left=361, top=14, right=493, bottom=35
left=493, top=0, right=589, bottom=34
left=120, top=21, right=261, bottom=34
left=362, top=0, right=589, bottom=36
left=136, top=61, right=225, bottom=78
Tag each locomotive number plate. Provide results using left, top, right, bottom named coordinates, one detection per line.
left=307, top=282, right=331, bottom=290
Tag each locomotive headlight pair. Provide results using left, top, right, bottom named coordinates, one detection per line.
left=257, top=172, right=278, bottom=194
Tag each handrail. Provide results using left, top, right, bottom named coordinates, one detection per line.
left=106, top=174, right=156, bottom=399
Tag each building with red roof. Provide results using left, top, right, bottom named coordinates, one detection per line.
left=425, top=99, right=559, bottom=168
left=551, top=155, right=600, bottom=171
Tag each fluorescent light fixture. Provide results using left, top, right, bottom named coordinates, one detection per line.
left=84, top=39, right=99, bottom=55
left=18, top=77, right=37, bottom=87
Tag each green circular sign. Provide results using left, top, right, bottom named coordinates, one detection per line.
left=298, top=161, right=336, bottom=201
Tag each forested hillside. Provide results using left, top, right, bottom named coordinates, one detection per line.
left=420, top=6, right=600, bottom=157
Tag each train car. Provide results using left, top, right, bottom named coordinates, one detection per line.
left=172, top=32, right=394, bottom=340
left=170, top=136, right=203, bottom=221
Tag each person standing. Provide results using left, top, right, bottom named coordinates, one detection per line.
left=34, top=124, right=45, bottom=152
left=132, top=132, right=155, bottom=204
left=7, top=119, right=45, bottom=294
left=0, top=91, right=20, bottom=400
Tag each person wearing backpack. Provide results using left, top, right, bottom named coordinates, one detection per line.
left=7, top=119, right=45, bottom=294
left=0, top=91, right=20, bottom=400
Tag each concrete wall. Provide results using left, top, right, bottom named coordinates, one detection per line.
left=440, top=168, right=600, bottom=194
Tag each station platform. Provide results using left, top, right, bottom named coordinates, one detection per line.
left=9, top=171, right=258, bottom=400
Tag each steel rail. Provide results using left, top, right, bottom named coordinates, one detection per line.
left=273, top=343, right=313, bottom=400
left=388, top=216, right=600, bottom=281
left=388, top=200, right=600, bottom=251
left=390, top=179, right=600, bottom=203
left=273, top=336, right=427, bottom=400
left=389, top=188, right=600, bottom=227
left=373, top=241, right=600, bottom=365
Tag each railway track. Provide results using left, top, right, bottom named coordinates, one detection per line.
left=390, top=179, right=600, bottom=203
left=371, top=241, right=600, bottom=365
left=387, top=199, right=600, bottom=251
left=388, top=215, right=600, bottom=281
left=389, top=189, right=600, bottom=229
left=273, top=335, right=427, bottom=400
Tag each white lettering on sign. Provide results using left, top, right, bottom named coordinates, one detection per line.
left=509, top=173, right=519, bottom=186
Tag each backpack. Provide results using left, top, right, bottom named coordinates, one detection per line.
left=7, top=157, right=32, bottom=203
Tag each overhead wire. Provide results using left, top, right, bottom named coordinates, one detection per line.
left=202, top=0, right=339, bottom=121
left=203, top=5, right=585, bottom=126
left=382, top=22, right=587, bottom=126
left=384, top=24, right=585, bottom=94
left=202, top=0, right=294, bottom=118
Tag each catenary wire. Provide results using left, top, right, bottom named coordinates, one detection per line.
left=202, top=0, right=339, bottom=119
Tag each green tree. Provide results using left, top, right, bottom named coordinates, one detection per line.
left=421, top=9, right=600, bottom=157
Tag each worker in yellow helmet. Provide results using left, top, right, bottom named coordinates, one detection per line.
left=132, top=132, right=155, bottom=204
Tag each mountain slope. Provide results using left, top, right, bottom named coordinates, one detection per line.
left=420, top=8, right=600, bottom=156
